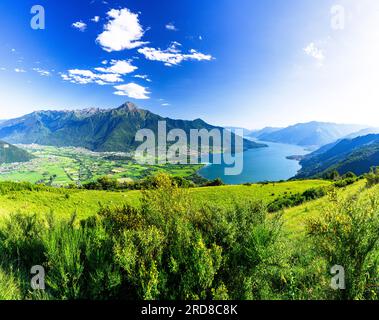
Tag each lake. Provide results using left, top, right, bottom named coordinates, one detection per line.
left=198, top=141, right=310, bottom=185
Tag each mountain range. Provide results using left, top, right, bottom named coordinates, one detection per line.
left=0, top=103, right=265, bottom=153
left=251, top=122, right=366, bottom=147
left=296, top=134, right=379, bottom=178
left=0, top=141, right=34, bottom=164
left=248, top=127, right=282, bottom=139
left=224, top=127, right=254, bottom=137
left=2, top=103, right=379, bottom=179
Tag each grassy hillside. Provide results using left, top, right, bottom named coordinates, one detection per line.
left=282, top=179, right=366, bottom=236
left=0, top=176, right=377, bottom=300
left=0, top=179, right=331, bottom=221
left=1, top=176, right=378, bottom=300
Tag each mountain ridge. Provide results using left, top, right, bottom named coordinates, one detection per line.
left=256, top=121, right=366, bottom=147
left=0, top=141, right=34, bottom=164
left=248, top=127, right=283, bottom=139
left=0, top=102, right=265, bottom=152
left=295, top=134, right=379, bottom=178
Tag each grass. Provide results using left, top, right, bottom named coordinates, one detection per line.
left=0, top=189, right=137, bottom=220
left=0, top=268, right=21, bottom=300
left=0, top=145, right=203, bottom=186
left=187, top=180, right=331, bottom=206
left=0, top=179, right=331, bottom=222
left=0, top=176, right=376, bottom=300
left=282, top=179, right=366, bottom=237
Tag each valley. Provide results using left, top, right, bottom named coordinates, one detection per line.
left=0, top=144, right=203, bottom=186
left=0, top=105, right=379, bottom=301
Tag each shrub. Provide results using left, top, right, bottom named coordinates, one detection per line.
left=342, top=172, right=357, bottom=179
left=0, top=173, right=292, bottom=300
left=323, top=170, right=341, bottom=181
left=82, top=174, right=197, bottom=191
left=267, top=187, right=327, bottom=212
left=307, top=191, right=379, bottom=300
left=0, top=213, right=45, bottom=268
left=333, top=178, right=357, bottom=188
left=6, top=173, right=373, bottom=300
left=365, top=167, right=379, bottom=188
left=0, top=268, right=22, bottom=300
left=203, top=178, right=225, bottom=187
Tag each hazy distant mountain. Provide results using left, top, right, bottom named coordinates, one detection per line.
left=224, top=127, right=253, bottom=136
left=296, top=134, right=379, bottom=178
left=248, top=127, right=283, bottom=139
left=0, top=102, right=265, bottom=152
left=343, top=127, right=379, bottom=140
left=257, top=121, right=366, bottom=147
left=0, top=141, right=34, bottom=164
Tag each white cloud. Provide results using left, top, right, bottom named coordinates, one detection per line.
left=61, top=69, right=123, bottom=85
left=162, top=103, right=170, bottom=106
left=72, top=21, right=87, bottom=32
left=134, top=74, right=152, bottom=82
left=14, top=68, right=26, bottom=73
left=304, top=42, right=325, bottom=62
left=61, top=59, right=138, bottom=85
left=91, top=16, right=100, bottom=23
left=96, top=8, right=148, bottom=52
left=32, top=68, right=51, bottom=76
left=95, top=59, right=137, bottom=75
left=165, top=22, right=178, bottom=31
left=138, top=42, right=214, bottom=66
left=0, top=67, right=6, bottom=71
left=114, top=83, right=150, bottom=99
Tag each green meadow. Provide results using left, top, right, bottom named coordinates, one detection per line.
left=0, top=145, right=203, bottom=186
left=1, top=175, right=378, bottom=300
left=0, top=169, right=378, bottom=300
left=0, top=179, right=331, bottom=224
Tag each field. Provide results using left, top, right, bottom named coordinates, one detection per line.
left=0, top=145, right=203, bottom=186
left=1, top=172, right=378, bottom=300
left=0, top=179, right=331, bottom=225
left=282, top=179, right=366, bottom=236
left=0, top=144, right=339, bottom=239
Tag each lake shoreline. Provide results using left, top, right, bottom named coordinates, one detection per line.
left=197, top=141, right=310, bottom=185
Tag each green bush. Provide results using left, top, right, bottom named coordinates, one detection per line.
left=0, top=174, right=290, bottom=300
left=82, top=174, right=197, bottom=191
left=203, top=178, right=225, bottom=187
left=365, top=167, right=379, bottom=188
left=267, top=187, right=327, bottom=212
left=333, top=178, right=357, bottom=188
left=0, top=173, right=376, bottom=300
left=0, top=268, right=22, bottom=300
left=307, top=191, right=379, bottom=300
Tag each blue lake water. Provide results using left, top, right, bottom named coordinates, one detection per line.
left=198, top=141, right=310, bottom=185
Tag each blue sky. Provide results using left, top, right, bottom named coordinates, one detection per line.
left=1, top=0, right=379, bottom=129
